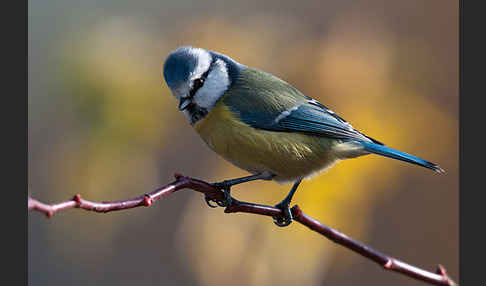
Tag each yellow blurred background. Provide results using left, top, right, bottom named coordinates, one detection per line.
left=28, top=1, right=458, bottom=285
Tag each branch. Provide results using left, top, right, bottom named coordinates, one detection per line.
left=28, top=173, right=457, bottom=286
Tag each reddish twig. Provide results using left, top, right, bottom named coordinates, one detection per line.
left=28, top=173, right=457, bottom=286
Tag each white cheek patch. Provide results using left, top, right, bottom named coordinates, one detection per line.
left=193, top=59, right=230, bottom=110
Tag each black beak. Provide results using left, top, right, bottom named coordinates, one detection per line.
left=178, top=98, right=191, bottom=111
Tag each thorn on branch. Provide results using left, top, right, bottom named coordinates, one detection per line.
left=436, top=265, right=456, bottom=286
left=436, top=265, right=447, bottom=276
left=46, top=210, right=54, bottom=219
left=144, top=195, right=153, bottom=207
left=290, top=204, right=302, bottom=218
left=73, top=194, right=82, bottom=203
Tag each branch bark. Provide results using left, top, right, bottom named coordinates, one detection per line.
left=28, top=173, right=457, bottom=286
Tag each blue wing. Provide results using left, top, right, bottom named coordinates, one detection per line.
left=277, top=100, right=381, bottom=143
left=236, top=97, right=382, bottom=144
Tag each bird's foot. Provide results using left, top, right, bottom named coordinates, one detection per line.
left=204, top=181, right=233, bottom=208
left=204, top=195, right=219, bottom=208
left=272, top=200, right=293, bottom=227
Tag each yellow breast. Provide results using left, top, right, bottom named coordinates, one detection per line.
left=194, top=102, right=339, bottom=182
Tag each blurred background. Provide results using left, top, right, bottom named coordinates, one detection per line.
left=28, top=0, right=458, bottom=285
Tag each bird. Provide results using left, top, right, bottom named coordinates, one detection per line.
left=162, top=46, right=444, bottom=227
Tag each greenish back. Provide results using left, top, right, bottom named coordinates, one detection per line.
left=222, top=67, right=308, bottom=126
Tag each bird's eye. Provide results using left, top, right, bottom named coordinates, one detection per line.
left=194, top=78, right=204, bottom=89
left=190, top=78, right=205, bottom=97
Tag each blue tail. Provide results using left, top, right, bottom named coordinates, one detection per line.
left=360, top=141, right=444, bottom=173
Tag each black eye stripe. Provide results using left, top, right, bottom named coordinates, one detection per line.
left=189, top=70, right=210, bottom=97
left=193, top=78, right=204, bottom=90
left=189, top=58, right=216, bottom=98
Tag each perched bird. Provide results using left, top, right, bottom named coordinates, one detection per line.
left=162, top=46, right=444, bottom=226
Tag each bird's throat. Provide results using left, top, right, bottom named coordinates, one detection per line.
left=185, top=103, right=209, bottom=125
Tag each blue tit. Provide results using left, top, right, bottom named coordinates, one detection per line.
left=162, top=46, right=444, bottom=226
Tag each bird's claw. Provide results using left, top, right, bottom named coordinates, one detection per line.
left=272, top=201, right=293, bottom=227
left=204, top=195, right=219, bottom=208
left=215, top=195, right=231, bottom=207
left=204, top=181, right=233, bottom=208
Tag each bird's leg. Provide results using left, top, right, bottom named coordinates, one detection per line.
left=205, top=173, right=274, bottom=208
left=273, top=179, right=303, bottom=227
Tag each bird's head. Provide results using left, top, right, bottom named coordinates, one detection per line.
left=163, top=46, right=241, bottom=124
